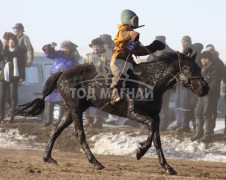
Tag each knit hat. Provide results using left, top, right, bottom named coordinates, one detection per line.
left=200, top=51, right=213, bottom=61
left=89, top=38, right=104, bottom=48
left=121, top=9, right=144, bottom=29
left=182, top=35, right=192, bottom=43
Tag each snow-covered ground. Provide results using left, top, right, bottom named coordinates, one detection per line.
left=0, top=128, right=44, bottom=150
left=0, top=119, right=225, bottom=163
left=90, top=131, right=226, bottom=163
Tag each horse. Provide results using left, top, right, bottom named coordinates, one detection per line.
left=14, top=51, right=209, bottom=175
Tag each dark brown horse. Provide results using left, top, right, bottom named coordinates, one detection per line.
left=14, top=52, right=208, bottom=175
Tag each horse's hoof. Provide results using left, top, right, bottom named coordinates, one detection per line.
left=165, top=167, right=177, bottom=175
left=136, top=148, right=143, bottom=160
left=94, top=163, right=105, bottom=170
left=43, top=157, right=58, bottom=165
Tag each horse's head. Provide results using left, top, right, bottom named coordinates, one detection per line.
left=175, top=52, right=209, bottom=97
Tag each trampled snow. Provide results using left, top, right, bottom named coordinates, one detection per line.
left=0, top=125, right=225, bottom=163
left=90, top=131, right=226, bottom=163
left=0, top=128, right=44, bottom=150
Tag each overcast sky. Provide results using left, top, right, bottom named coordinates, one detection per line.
left=1, top=0, right=226, bottom=60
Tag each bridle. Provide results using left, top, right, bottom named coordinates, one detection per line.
left=176, top=52, right=204, bottom=87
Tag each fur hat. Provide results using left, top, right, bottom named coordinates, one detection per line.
left=89, top=38, right=104, bottom=48
left=182, top=35, right=192, bottom=43
left=200, top=51, right=213, bottom=61
left=61, top=41, right=78, bottom=52
left=99, top=34, right=114, bottom=47
left=12, top=23, right=24, bottom=32
left=121, top=9, right=144, bottom=29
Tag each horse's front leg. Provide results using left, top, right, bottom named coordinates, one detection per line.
left=126, top=95, right=155, bottom=160
left=153, top=115, right=177, bottom=175
left=72, top=111, right=105, bottom=170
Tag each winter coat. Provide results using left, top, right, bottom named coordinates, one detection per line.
left=112, top=23, right=149, bottom=64
left=175, top=84, right=195, bottom=111
left=0, top=46, right=24, bottom=81
left=44, top=49, right=78, bottom=102
left=85, top=52, right=108, bottom=70
left=214, top=57, right=226, bottom=84
left=44, top=50, right=79, bottom=73
left=202, top=61, right=221, bottom=99
left=17, top=33, right=34, bottom=64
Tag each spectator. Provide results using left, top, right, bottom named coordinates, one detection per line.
left=84, top=37, right=109, bottom=70
left=12, top=23, right=34, bottom=68
left=192, top=43, right=203, bottom=67
left=0, top=34, right=23, bottom=123
left=42, top=41, right=79, bottom=126
left=191, top=51, right=221, bottom=143
left=170, top=35, right=196, bottom=132
left=0, top=39, right=3, bottom=54
left=84, top=37, right=112, bottom=128
left=205, top=44, right=226, bottom=134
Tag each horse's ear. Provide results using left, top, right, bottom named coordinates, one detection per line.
left=191, top=53, right=197, bottom=62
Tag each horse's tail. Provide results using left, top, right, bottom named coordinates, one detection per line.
left=14, top=72, right=63, bottom=117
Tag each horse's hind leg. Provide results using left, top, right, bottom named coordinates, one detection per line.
left=153, top=115, right=177, bottom=175
left=43, top=111, right=72, bottom=164
left=72, top=111, right=105, bottom=170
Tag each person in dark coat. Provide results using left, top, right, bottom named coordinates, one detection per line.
left=205, top=44, right=226, bottom=134
left=0, top=34, right=23, bottom=123
left=42, top=41, right=79, bottom=126
left=191, top=51, right=221, bottom=143
left=12, top=23, right=34, bottom=68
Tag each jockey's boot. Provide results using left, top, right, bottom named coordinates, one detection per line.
left=190, top=118, right=204, bottom=141
left=111, top=88, right=121, bottom=105
left=45, top=102, right=54, bottom=126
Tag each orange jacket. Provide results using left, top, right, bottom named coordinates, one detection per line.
left=112, top=24, right=149, bottom=63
